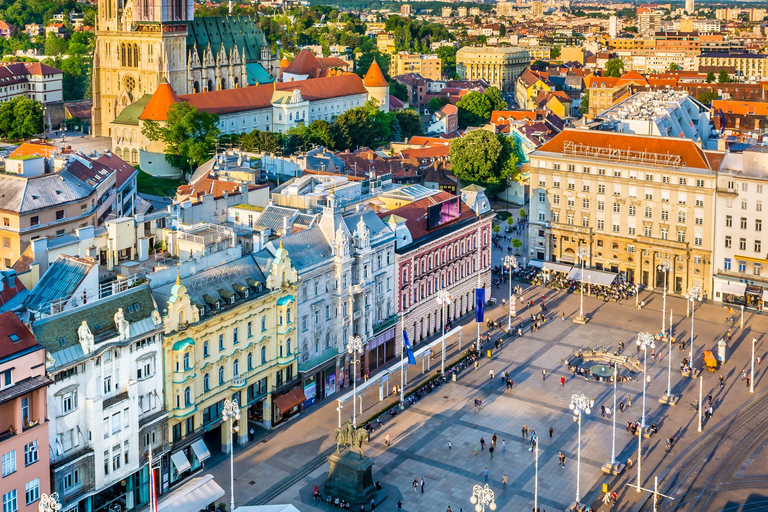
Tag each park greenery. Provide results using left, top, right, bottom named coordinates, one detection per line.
left=604, top=58, right=625, bottom=78
left=142, top=103, right=221, bottom=173
left=0, top=96, right=44, bottom=140
left=449, top=129, right=521, bottom=197
left=455, top=86, right=507, bottom=128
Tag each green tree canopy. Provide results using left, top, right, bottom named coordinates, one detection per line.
left=394, top=109, right=423, bottom=140
left=0, top=96, right=44, bottom=140
left=668, top=63, right=680, bottom=71
left=697, top=91, right=718, bottom=106
left=579, top=92, right=590, bottom=116
left=604, top=58, right=624, bottom=77
left=718, top=70, right=731, bottom=83
left=427, top=96, right=450, bottom=111
left=449, top=130, right=519, bottom=197
left=706, top=71, right=716, bottom=83
left=455, top=86, right=507, bottom=128
left=142, top=102, right=220, bottom=173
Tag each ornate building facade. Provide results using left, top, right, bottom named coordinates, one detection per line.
left=92, top=0, right=277, bottom=137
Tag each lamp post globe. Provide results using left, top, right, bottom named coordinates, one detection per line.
left=657, top=260, right=669, bottom=335
left=686, top=286, right=702, bottom=363
left=569, top=393, right=590, bottom=505
left=504, top=255, right=517, bottom=330
left=576, top=247, right=589, bottom=321
left=470, top=484, right=496, bottom=512
left=347, top=335, right=364, bottom=427
left=222, top=398, right=240, bottom=512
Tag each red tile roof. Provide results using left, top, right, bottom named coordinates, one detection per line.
left=536, top=129, right=713, bottom=170
left=491, top=110, right=539, bottom=124
left=283, top=49, right=325, bottom=78
left=364, top=60, right=389, bottom=88
left=377, top=191, right=477, bottom=242
left=140, top=79, right=182, bottom=121
left=407, top=136, right=452, bottom=146
left=0, top=275, right=26, bottom=310
left=400, top=145, right=450, bottom=160
left=181, top=74, right=367, bottom=115
left=9, top=142, right=59, bottom=159
left=176, top=173, right=265, bottom=202
left=713, top=100, right=768, bottom=116
left=96, top=151, right=138, bottom=189
left=438, top=103, right=458, bottom=116
left=0, top=311, right=38, bottom=358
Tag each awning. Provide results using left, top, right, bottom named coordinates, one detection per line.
left=156, top=475, right=224, bottom=512
left=720, top=283, right=746, bottom=296
left=762, top=290, right=768, bottom=302
left=543, top=261, right=573, bottom=274
left=528, top=259, right=544, bottom=268
left=567, top=268, right=617, bottom=286
left=190, top=438, right=211, bottom=463
left=170, top=450, right=191, bottom=473
left=274, top=387, right=306, bottom=414
left=560, top=254, right=576, bottom=264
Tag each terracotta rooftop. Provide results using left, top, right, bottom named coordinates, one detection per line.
left=95, top=151, right=138, bottom=189
left=377, top=191, right=477, bottom=243
left=176, top=173, right=265, bottom=202
left=139, top=79, right=182, bottom=121
left=713, top=100, right=768, bottom=116
left=9, top=141, right=59, bottom=159
left=407, top=136, right=452, bottom=146
left=283, top=49, right=325, bottom=78
left=0, top=311, right=39, bottom=358
left=491, top=111, right=539, bottom=124
left=363, top=60, right=389, bottom=88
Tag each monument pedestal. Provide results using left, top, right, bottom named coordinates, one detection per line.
left=325, top=451, right=386, bottom=509
left=572, top=315, right=589, bottom=325
left=658, top=393, right=680, bottom=406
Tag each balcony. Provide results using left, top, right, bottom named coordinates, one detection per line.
left=298, top=348, right=338, bottom=373
left=103, top=390, right=129, bottom=409
left=373, top=314, right=398, bottom=336
left=232, top=377, right=246, bottom=388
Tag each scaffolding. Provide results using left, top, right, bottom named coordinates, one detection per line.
left=562, top=141, right=683, bottom=169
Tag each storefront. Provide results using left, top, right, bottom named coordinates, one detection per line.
left=90, top=467, right=150, bottom=512
left=272, top=386, right=306, bottom=426
left=300, top=359, right=337, bottom=409
left=138, top=474, right=224, bottom=512
left=366, top=327, right=396, bottom=373
left=166, top=434, right=212, bottom=489
left=716, top=281, right=747, bottom=306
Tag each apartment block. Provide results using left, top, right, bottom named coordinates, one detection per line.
left=391, top=53, right=442, bottom=81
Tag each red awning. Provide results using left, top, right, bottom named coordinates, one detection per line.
left=274, top=388, right=306, bottom=413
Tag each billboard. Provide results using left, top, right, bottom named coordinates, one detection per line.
left=427, top=196, right=461, bottom=230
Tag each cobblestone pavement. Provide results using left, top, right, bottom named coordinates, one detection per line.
left=202, top=235, right=768, bottom=512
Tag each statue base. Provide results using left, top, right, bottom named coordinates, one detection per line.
left=572, top=315, right=589, bottom=325
left=325, top=451, right=386, bottom=509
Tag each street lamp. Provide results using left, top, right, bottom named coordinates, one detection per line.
left=687, top=287, right=702, bottom=365
left=569, top=393, right=591, bottom=506
left=436, top=290, right=452, bottom=375
left=38, top=493, right=62, bottom=512
left=751, top=337, right=757, bottom=394
left=470, top=484, right=496, bottom=512
left=636, top=332, right=655, bottom=493
left=575, top=246, right=590, bottom=323
left=504, top=255, right=518, bottom=331
left=347, top=335, right=364, bottom=428
left=658, top=260, right=669, bottom=336
left=534, top=433, right=539, bottom=511
left=222, top=399, right=241, bottom=512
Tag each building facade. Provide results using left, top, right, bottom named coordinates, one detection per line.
left=456, top=46, right=531, bottom=93
left=32, top=284, right=168, bottom=512
left=527, top=130, right=717, bottom=296
left=0, top=62, right=63, bottom=104
left=391, top=53, right=442, bottom=81
left=696, top=52, right=768, bottom=79
left=0, top=312, right=51, bottom=512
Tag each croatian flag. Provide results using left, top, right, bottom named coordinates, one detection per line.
left=403, top=329, right=416, bottom=365
left=476, top=287, right=485, bottom=323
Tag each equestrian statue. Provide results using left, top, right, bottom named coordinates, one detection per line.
left=334, top=422, right=370, bottom=459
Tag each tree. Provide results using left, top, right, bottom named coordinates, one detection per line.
left=706, top=71, right=716, bottom=83
left=511, top=239, right=523, bottom=252
left=550, top=46, right=561, bottom=59
left=395, top=109, right=423, bottom=140
left=604, top=58, right=624, bottom=77
left=718, top=70, right=730, bottom=83
left=455, top=87, right=507, bottom=128
left=493, top=225, right=501, bottom=234
left=624, top=26, right=638, bottom=33
left=449, top=130, right=519, bottom=197
left=579, top=93, right=590, bottom=116
left=668, top=63, right=680, bottom=71
left=333, top=105, right=375, bottom=150
left=435, top=46, right=457, bottom=76
left=499, top=24, right=506, bottom=37
left=427, top=97, right=447, bottom=111
left=506, top=216, right=514, bottom=228
left=44, top=34, right=68, bottom=56
left=390, top=80, right=408, bottom=102
left=142, top=102, right=220, bottom=172
left=697, top=91, right=718, bottom=106
left=0, top=96, right=44, bottom=140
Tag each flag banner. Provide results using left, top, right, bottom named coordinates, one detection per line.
left=476, top=287, right=485, bottom=323
left=403, top=329, right=416, bottom=365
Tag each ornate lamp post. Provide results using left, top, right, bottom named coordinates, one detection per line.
left=470, top=484, right=497, bottom=512
left=436, top=290, right=452, bottom=375
left=38, top=493, right=62, bottom=512
left=347, top=335, right=364, bottom=427
left=222, top=399, right=241, bottom=512
left=575, top=247, right=590, bottom=323
left=569, top=393, right=591, bottom=506
left=751, top=337, right=757, bottom=393
left=686, top=286, right=702, bottom=366
left=504, top=255, right=517, bottom=331
left=636, top=332, right=655, bottom=493
left=658, top=260, right=669, bottom=335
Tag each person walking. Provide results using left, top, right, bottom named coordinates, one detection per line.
left=385, top=433, right=391, bottom=447
left=502, top=439, right=506, bottom=452
left=560, top=375, right=566, bottom=386
left=522, top=425, right=527, bottom=438
left=448, top=441, right=452, bottom=450
left=606, top=406, right=611, bottom=418
left=747, top=376, right=751, bottom=389
left=483, top=468, right=489, bottom=483
left=742, top=369, right=747, bottom=381
left=420, top=478, right=425, bottom=494
left=719, top=375, right=725, bottom=388
left=542, top=369, right=547, bottom=380
left=601, top=404, right=606, bottom=417
left=549, top=426, right=554, bottom=438
left=619, top=401, right=625, bottom=413
left=492, top=433, right=497, bottom=447
left=489, top=445, right=494, bottom=458
left=480, top=437, right=485, bottom=450
left=627, top=395, right=632, bottom=407
left=561, top=312, right=565, bottom=321
left=502, top=474, right=508, bottom=490
left=413, top=478, right=418, bottom=493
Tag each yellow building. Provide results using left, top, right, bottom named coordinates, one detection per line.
left=156, top=244, right=300, bottom=487
left=516, top=69, right=552, bottom=110
left=390, top=52, right=442, bottom=80
left=456, top=46, right=531, bottom=92
left=376, top=33, right=396, bottom=54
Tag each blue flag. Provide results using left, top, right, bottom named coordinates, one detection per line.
left=475, top=287, right=485, bottom=323
left=403, top=330, right=416, bottom=365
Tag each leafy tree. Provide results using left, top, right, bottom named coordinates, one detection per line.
left=435, top=45, right=457, bottom=76
left=668, top=63, right=680, bottom=71
left=333, top=105, right=375, bottom=150
left=579, top=93, right=590, bottom=116
left=499, top=24, right=506, bottom=37
left=550, top=46, right=561, bottom=59
left=604, top=58, right=624, bottom=77
left=697, top=91, right=718, bottom=106
left=0, top=96, right=44, bottom=140
left=474, top=14, right=481, bottom=25
left=395, top=109, right=423, bottom=139
left=449, top=130, right=519, bottom=197
left=390, top=80, right=408, bottom=102
left=718, top=70, right=730, bottom=83
left=706, top=71, right=716, bottom=83
left=44, top=34, right=68, bottom=56
left=307, top=120, right=335, bottom=149
left=511, top=239, right=523, bottom=251
left=142, top=102, right=220, bottom=173
left=455, top=86, right=507, bottom=128
left=427, top=96, right=450, bottom=111
left=506, top=216, right=514, bottom=228
left=493, top=225, right=501, bottom=234
left=624, top=26, right=638, bottom=33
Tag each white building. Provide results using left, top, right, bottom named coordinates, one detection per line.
left=609, top=16, right=619, bottom=38
left=32, top=284, right=168, bottom=512
left=593, top=90, right=717, bottom=150
left=712, top=146, right=768, bottom=308
left=0, top=62, right=63, bottom=104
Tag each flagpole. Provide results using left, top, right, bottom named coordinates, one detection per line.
left=149, top=441, right=156, bottom=512
left=400, top=317, right=405, bottom=403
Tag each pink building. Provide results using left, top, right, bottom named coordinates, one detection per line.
left=0, top=312, right=51, bottom=512
left=0, top=21, right=14, bottom=38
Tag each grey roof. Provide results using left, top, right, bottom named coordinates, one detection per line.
left=343, top=210, right=393, bottom=242
left=254, top=205, right=298, bottom=231
left=254, top=226, right=333, bottom=273
left=24, top=255, right=94, bottom=314
left=0, top=168, right=95, bottom=214
left=151, top=254, right=268, bottom=314
left=294, top=213, right=318, bottom=228
left=32, top=284, right=158, bottom=363
left=46, top=234, right=80, bottom=251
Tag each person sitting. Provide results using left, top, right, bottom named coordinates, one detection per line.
left=627, top=458, right=634, bottom=468
left=313, top=485, right=321, bottom=501
left=651, top=423, right=658, bottom=434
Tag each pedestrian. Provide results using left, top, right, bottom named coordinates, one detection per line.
left=420, top=478, right=425, bottom=494
left=747, top=376, right=751, bottom=388
left=502, top=474, right=507, bottom=490
left=708, top=393, right=713, bottom=404
left=619, top=401, right=625, bottom=413
left=549, top=426, right=554, bottom=438
left=413, top=478, right=418, bottom=493
left=626, top=421, right=631, bottom=433
left=502, top=439, right=506, bottom=452
left=397, top=500, right=402, bottom=510
left=560, top=375, right=565, bottom=386
left=489, top=445, right=494, bottom=458
left=480, top=437, right=485, bottom=450
left=522, top=425, right=527, bottom=437
left=490, top=369, right=494, bottom=379
left=484, top=467, right=489, bottom=483
left=385, top=433, right=391, bottom=447
left=708, top=405, right=713, bottom=417
left=627, top=395, right=632, bottom=407
left=600, top=404, right=606, bottom=417
left=542, top=369, right=547, bottom=380
left=561, top=312, right=565, bottom=321
left=758, top=356, right=762, bottom=367
left=742, top=369, right=747, bottom=380
left=606, top=406, right=611, bottom=418
left=492, top=433, right=497, bottom=447
left=448, top=441, right=452, bottom=450
left=719, top=375, right=724, bottom=388
left=371, top=498, right=376, bottom=512
left=474, top=446, right=478, bottom=456
left=447, top=507, right=453, bottom=512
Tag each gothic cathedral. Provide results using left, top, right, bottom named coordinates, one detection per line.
left=92, top=0, right=277, bottom=137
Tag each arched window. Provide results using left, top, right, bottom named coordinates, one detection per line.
left=193, top=81, right=200, bottom=93
left=218, top=367, right=225, bottom=385
left=326, top=332, right=331, bottom=349
left=233, top=359, right=239, bottom=378
left=127, top=44, right=133, bottom=69
left=203, top=373, right=210, bottom=392
left=184, top=386, right=191, bottom=406
left=121, top=43, right=126, bottom=67
left=247, top=353, right=253, bottom=370
left=131, top=149, right=138, bottom=164
left=207, top=80, right=213, bottom=92
left=261, top=346, right=267, bottom=364
left=133, top=43, right=139, bottom=67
